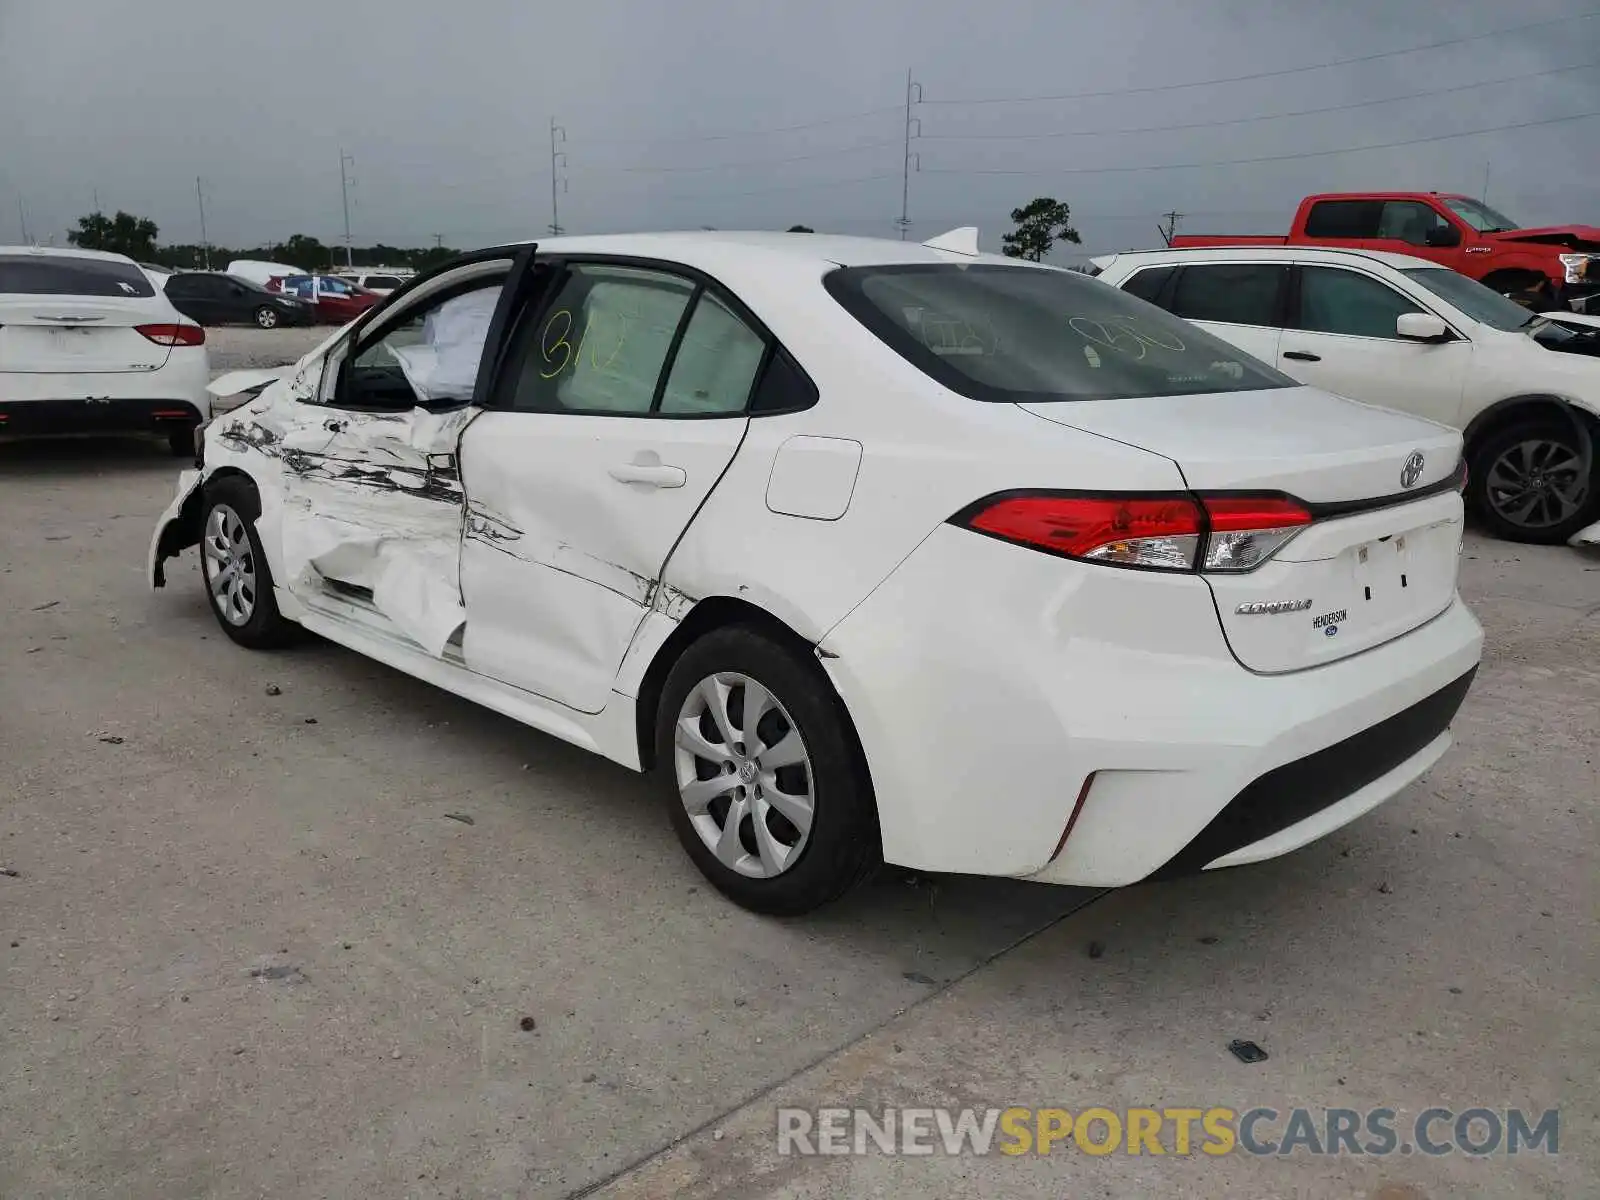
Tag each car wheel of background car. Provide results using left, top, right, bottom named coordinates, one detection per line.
left=1468, top=420, right=1599, bottom=544
left=254, top=305, right=279, bottom=329
left=657, top=625, right=879, bottom=916
left=199, top=477, right=295, bottom=648
left=167, top=427, right=195, bottom=458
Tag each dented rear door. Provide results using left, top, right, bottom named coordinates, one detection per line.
left=458, top=261, right=760, bottom=714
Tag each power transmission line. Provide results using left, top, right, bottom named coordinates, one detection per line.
left=918, top=60, right=1600, bottom=142
left=581, top=105, right=903, bottom=147
left=922, top=108, right=1600, bottom=177
left=921, top=8, right=1600, bottom=107
left=601, top=137, right=902, bottom=174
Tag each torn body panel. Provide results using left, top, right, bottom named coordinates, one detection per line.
left=276, top=405, right=479, bottom=657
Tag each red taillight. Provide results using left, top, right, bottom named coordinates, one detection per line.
left=958, top=491, right=1314, bottom=573
left=136, top=323, right=205, bottom=347
left=965, top=494, right=1202, bottom=570
left=1202, top=496, right=1312, bottom=532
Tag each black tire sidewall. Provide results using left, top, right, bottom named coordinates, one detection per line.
left=200, top=478, right=293, bottom=648
left=1468, top=421, right=1599, bottom=544
left=657, top=626, right=878, bottom=916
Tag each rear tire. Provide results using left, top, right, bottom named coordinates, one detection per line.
left=199, top=476, right=295, bottom=648
left=254, top=305, right=279, bottom=329
left=1467, top=420, right=1598, bottom=544
left=167, top=427, right=196, bottom=458
left=657, top=625, right=878, bottom=915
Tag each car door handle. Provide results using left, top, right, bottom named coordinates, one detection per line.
left=1283, top=350, right=1322, bottom=362
left=608, top=462, right=686, bottom=489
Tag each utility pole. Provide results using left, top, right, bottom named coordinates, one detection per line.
left=195, top=176, right=212, bottom=269
left=92, top=187, right=101, bottom=213
left=1482, top=161, right=1492, bottom=204
left=17, top=196, right=30, bottom=244
left=1159, top=210, right=1184, bottom=246
left=433, top=233, right=444, bottom=248
left=896, top=69, right=922, bottom=240
left=339, top=149, right=356, bottom=267
left=549, top=118, right=568, bottom=236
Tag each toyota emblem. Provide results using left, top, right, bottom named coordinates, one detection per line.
left=1400, top=450, right=1426, bottom=489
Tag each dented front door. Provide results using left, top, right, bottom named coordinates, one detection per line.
left=265, top=270, right=518, bottom=656
left=275, top=403, right=477, bottom=656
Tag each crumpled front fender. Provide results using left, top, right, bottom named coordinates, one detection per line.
left=149, top=469, right=206, bottom=588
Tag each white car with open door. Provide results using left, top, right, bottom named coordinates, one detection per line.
left=1, top=246, right=210, bottom=455
left=1092, top=246, right=1600, bottom=546
left=151, top=232, right=1482, bottom=914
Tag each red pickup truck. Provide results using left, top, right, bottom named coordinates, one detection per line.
left=1172, top=192, right=1599, bottom=309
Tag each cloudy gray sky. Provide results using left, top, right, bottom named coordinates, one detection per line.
left=2, top=0, right=1597, bottom=259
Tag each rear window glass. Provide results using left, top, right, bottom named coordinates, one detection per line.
left=1119, top=265, right=1174, bottom=305
left=364, top=275, right=403, bottom=289
left=1303, top=200, right=1383, bottom=239
left=0, top=254, right=156, bottom=298
left=824, top=263, right=1292, bottom=403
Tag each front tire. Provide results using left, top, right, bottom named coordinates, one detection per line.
left=657, top=626, right=878, bottom=915
left=1468, top=420, right=1599, bottom=544
left=254, top=305, right=279, bottom=329
left=199, top=477, right=295, bottom=648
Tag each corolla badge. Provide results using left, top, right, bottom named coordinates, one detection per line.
left=1401, top=450, right=1426, bottom=489
left=1235, top=599, right=1313, bottom=615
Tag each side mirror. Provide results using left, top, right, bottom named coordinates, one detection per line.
left=1397, top=312, right=1451, bottom=342
left=1423, top=225, right=1462, bottom=248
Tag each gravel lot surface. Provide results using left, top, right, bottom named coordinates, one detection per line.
left=0, top=349, right=1595, bottom=1197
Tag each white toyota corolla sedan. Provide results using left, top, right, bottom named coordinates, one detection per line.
left=150, top=230, right=1483, bottom=914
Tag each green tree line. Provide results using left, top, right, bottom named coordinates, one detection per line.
left=64, top=199, right=1085, bottom=273
left=67, top=211, right=462, bottom=273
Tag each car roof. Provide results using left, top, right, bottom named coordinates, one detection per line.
left=523, top=230, right=1034, bottom=272
left=1096, top=245, right=1438, bottom=272
left=0, top=244, right=138, bottom=264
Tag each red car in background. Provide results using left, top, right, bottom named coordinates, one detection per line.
left=268, top=273, right=383, bottom=324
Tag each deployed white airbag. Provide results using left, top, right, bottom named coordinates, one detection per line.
left=390, top=287, right=500, bottom=403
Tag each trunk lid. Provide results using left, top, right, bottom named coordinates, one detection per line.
left=1021, top=387, right=1465, bottom=672
left=0, top=297, right=174, bottom=374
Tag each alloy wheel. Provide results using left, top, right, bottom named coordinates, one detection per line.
left=256, top=307, right=278, bottom=329
left=673, top=672, right=814, bottom=879
left=1484, top=437, right=1588, bottom=531
left=202, top=503, right=257, bottom=626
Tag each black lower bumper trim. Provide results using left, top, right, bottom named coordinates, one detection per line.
left=0, top=398, right=203, bottom=437
left=1150, top=666, right=1478, bottom=880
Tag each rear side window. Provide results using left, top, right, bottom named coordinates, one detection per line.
left=0, top=254, right=156, bottom=298
left=1119, top=265, right=1175, bottom=306
left=1170, top=264, right=1286, bottom=327
left=503, top=264, right=696, bottom=414
left=658, top=291, right=767, bottom=415
left=1303, top=200, right=1383, bottom=239
left=1295, top=267, right=1423, bottom=339
left=364, top=275, right=403, bottom=290
left=824, top=263, right=1292, bottom=403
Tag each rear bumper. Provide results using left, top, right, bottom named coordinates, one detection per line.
left=0, top=397, right=206, bottom=437
left=819, top=523, right=1484, bottom=885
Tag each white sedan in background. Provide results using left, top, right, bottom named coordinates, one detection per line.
left=1093, top=246, right=1600, bottom=546
left=1, top=246, right=210, bottom=455
left=151, top=231, right=1482, bottom=914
